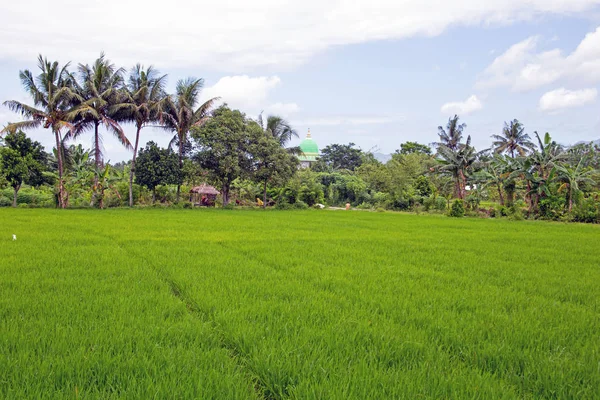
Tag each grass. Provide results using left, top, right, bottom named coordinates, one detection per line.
left=1, top=208, right=599, bottom=399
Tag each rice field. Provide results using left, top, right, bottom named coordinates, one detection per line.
left=1, top=208, right=599, bottom=399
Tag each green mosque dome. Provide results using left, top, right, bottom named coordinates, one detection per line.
left=299, top=129, right=319, bottom=162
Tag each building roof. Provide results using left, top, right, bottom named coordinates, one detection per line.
left=190, top=184, right=220, bottom=195
left=299, top=129, right=319, bottom=162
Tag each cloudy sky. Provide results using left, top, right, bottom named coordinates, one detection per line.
left=1, top=1, right=600, bottom=161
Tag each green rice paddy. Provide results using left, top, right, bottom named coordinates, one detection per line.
left=1, top=209, right=599, bottom=399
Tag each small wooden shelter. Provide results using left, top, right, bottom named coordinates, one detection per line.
left=190, top=184, right=220, bottom=206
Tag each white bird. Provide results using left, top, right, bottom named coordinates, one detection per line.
left=12, top=234, right=16, bottom=241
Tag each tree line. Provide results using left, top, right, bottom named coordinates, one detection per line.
left=0, top=54, right=298, bottom=208
left=1, top=55, right=599, bottom=222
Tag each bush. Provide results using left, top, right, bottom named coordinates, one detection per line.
left=508, top=205, right=524, bottom=221
left=294, top=201, right=309, bottom=209
left=572, top=197, right=600, bottom=223
left=449, top=199, right=465, bottom=217
left=390, top=196, right=410, bottom=211
left=539, top=196, right=565, bottom=220
left=435, top=197, right=447, bottom=211
left=465, top=193, right=480, bottom=210
left=275, top=201, right=308, bottom=210
left=372, top=192, right=391, bottom=209
left=493, top=204, right=508, bottom=218
left=355, top=202, right=372, bottom=210
left=299, top=182, right=324, bottom=206
left=182, top=201, right=193, bottom=209
left=0, top=197, right=11, bottom=207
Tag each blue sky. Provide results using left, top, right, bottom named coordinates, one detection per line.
left=1, top=1, right=600, bottom=161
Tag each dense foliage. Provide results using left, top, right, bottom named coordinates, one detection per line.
left=1, top=55, right=599, bottom=223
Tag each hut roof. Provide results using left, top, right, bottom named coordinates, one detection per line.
left=190, top=184, right=220, bottom=195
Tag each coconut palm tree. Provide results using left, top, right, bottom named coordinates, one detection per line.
left=434, top=115, right=465, bottom=151
left=112, top=65, right=167, bottom=206
left=69, top=53, right=131, bottom=169
left=162, top=77, right=219, bottom=201
left=437, top=135, right=484, bottom=199
left=257, top=113, right=301, bottom=155
left=2, top=55, right=78, bottom=208
left=491, top=119, right=534, bottom=158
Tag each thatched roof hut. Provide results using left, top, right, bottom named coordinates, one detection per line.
left=190, top=184, right=220, bottom=206
left=190, top=184, right=220, bottom=196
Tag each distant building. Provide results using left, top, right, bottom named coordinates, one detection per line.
left=298, top=129, right=319, bottom=168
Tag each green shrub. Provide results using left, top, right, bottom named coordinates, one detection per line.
left=449, top=199, right=465, bottom=217
left=493, top=204, right=508, bottom=217
left=508, top=205, right=524, bottom=221
left=465, top=193, right=480, bottom=210
left=435, top=197, right=447, bottom=211
left=275, top=201, right=308, bottom=210
left=182, top=201, right=193, bottom=209
left=0, top=197, right=11, bottom=207
left=294, top=201, right=309, bottom=209
left=390, top=196, right=410, bottom=211
left=572, top=198, right=600, bottom=223
left=539, top=196, right=565, bottom=220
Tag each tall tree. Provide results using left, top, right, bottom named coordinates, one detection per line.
left=0, top=130, right=49, bottom=207
left=114, top=65, right=167, bottom=206
left=2, top=55, right=78, bottom=208
left=192, top=106, right=256, bottom=206
left=437, top=136, right=483, bottom=199
left=397, top=141, right=432, bottom=155
left=162, top=77, right=219, bottom=202
left=318, top=143, right=364, bottom=171
left=491, top=119, right=534, bottom=158
left=251, top=123, right=299, bottom=207
left=435, top=115, right=465, bottom=151
left=70, top=53, right=131, bottom=169
left=135, top=141, right=182, bottom=203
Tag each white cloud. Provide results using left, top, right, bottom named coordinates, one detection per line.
left=1, top=1, right=600, bottom=69
left=297, top=116, right=400, bottom=126
left=201, top=75, right=301, bottom=118
left=440, top=95, right=483, bottom=115
left=478, top=26, right=600, bottom=91
left=202, top=75, right=281, bottom=110
left=539, top=87, right=598, bottom=111
left=264, top=102, right=301, bottom=117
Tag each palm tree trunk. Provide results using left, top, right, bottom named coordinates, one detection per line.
left=526, top=181, right=532, bottom=212
left=12, top=184, right=20, bottom=208
left=568, top=185, right=573, bottom=212
left=497, top=183, right=504, bottom=205
left=176, top=140, right=183, bottom=203
left=94, top=121, right=101, bottom=169
left=54, top=130, right=65, bottom=208
left=92, top=121, right=101, bottom=208
left=263, top=180, right=267, bottom=209
left=129, top=125, right=142, bottom=207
